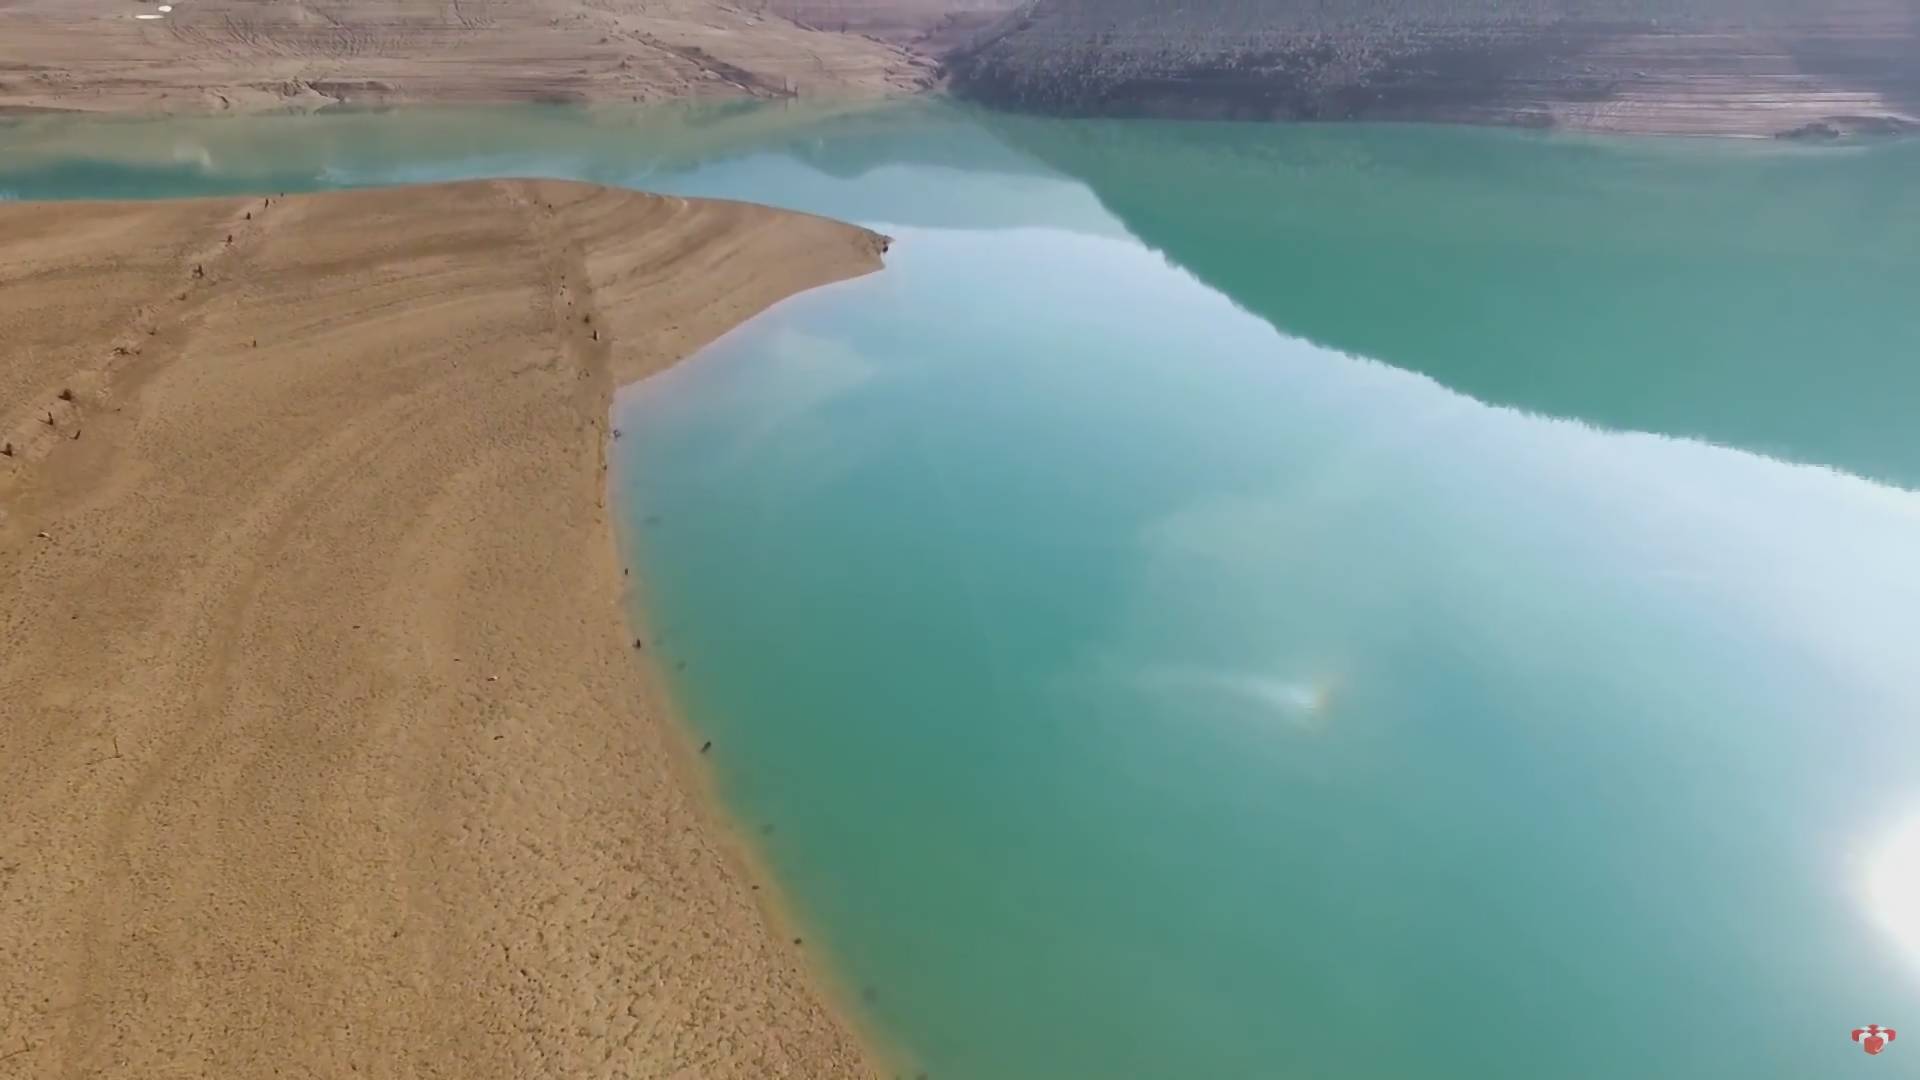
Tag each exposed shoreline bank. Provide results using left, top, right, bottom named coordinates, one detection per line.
left=949, top=96, right=1920, bottom=140
left=0, top=0, right=1909, bottom=140
left=0, top=178, right=893, bottom=1078
left=9, top=83, right=1917, bottom=143
left=605, top=371, right=920, bottom=1075
left=4, top=0, right=1915, bottom=144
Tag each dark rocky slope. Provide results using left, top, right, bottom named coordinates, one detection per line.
left=759, top=0, right=1019, bottom=53
left=947, top=0, right=1920, bottom=135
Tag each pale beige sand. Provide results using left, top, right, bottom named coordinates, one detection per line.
left=758, top=0, right=1016, bottom=53
left=0, top=179, right=890, bottom=1078
left=0, top=0, right=932, bottom=113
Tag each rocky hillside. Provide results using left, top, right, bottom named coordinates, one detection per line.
left=0, top=0, right=931, bottom=113
left=947, top=0, right=1920, bottom=135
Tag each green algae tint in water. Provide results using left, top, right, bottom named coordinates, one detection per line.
left=8, top=103, right=1920, bottom=1079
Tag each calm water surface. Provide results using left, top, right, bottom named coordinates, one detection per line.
left=7, top=102, right=1919, bottom=1079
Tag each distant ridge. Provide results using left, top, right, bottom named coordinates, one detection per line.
left=947, top=0, right=1920, bottom=136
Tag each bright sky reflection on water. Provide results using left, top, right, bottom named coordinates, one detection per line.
left=1869, top=811, right=1920, bottom=973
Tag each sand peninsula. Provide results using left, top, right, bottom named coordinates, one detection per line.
left=0, top=180, right=890, bottom=1078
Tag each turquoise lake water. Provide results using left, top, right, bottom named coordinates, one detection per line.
left=6, top=102, right=1919, bottom=1078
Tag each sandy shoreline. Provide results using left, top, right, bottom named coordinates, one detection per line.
left=604, top=461, right=917, bottom=1078
left=0, top=179, right=890, bottom=1077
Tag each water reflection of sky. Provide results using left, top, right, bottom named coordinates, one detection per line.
left=1872, top=814, right=1920, bottom=969
left=8, top=102, right=1919, bottom=1076
left=623, top=215, right=1920, bottom=1079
